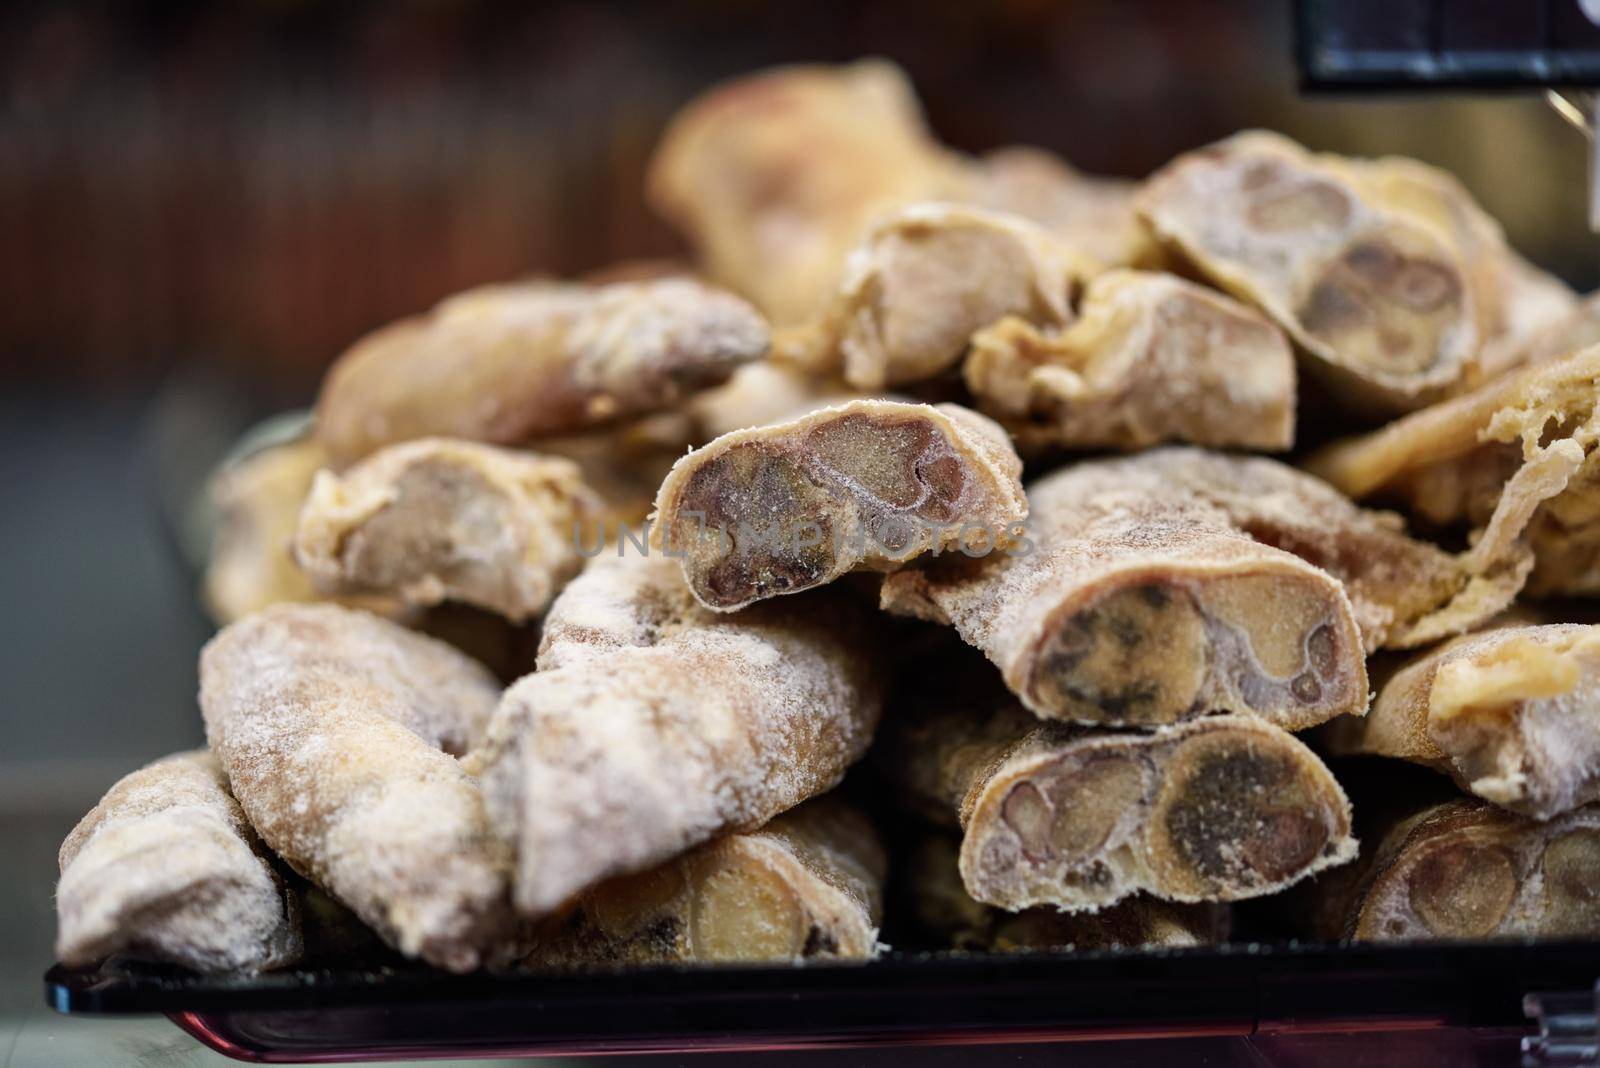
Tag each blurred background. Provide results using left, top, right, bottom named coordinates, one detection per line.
left=1, top=0, right=1596, bottom=1061
left=3, top=0, right=1596, bottom=394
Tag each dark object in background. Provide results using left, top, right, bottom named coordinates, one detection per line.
left=1298, top=0, right=1600, bottom=88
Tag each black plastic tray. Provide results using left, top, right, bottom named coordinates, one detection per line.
left=44, top=940, right=1600, bottom=1062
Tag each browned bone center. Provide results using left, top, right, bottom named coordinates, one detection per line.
left=1028, top=571, right=1354, bottom=726
left=1406, top=840, right=1517, bottom=937
left=342, top=462, right=509, bottom=592
left=293, top=439, right=599, bottom=623
left=519, top=797, right=886, bottom=966
left=1334, top=801, right=1600, bottom=942
left=688, top=858, right=806, bottom=959
left=1245, top=173, right=1351, bottom=232
left=879, top=450, right=1404, bottom=731
left=1133, top=131, right=1514, bottom=412
left=1297, top=233, right=1464, bottom=376
left=671, top=444, right=845, bottom=605
left=1032, top=584, right=1207, bottom=725
left=585, top=865, right=687, bottom=941
left=954, top=714, right=1353, bottom=911
left=1147, top=733, right=1332, bottom=897
left=999, top=751, right=1151, bottom=863
left=655, top=401, right=1025, bottom=611
left=804, top=413, right=968, bottom=521
left=1540, top=828, right=1600, bottom=936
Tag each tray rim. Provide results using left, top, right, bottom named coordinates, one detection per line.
left=44, top=936, right=1600, bottom=1015
left=46, top=939, right=1599, bottom=1061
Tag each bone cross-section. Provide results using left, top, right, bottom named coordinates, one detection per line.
left=315, top=276, right=769, bottom=466
left=652, top=400, right=1027, bottom=612
left=474, top=552, right=883, bottom=917
left=1312, top=799, right=1600, bottom=942
left=1333, top=152, right=1575, bottom=381
left=778, top=203, right=1096, bottom=390
left=905, top=832, right=1229, bottom=953
left=292, top=438, right=601, bottom=622
left=56, top=749, right=302, bottom=974
left=1136, top=131, right=1487, bottom=413
left=1307, top=344, right=1600, bottom=597
left=881, top=701, right=1354, bottom=912
left=522, top=797, right=884, bottom=966
left=1327, top=624, right=1600, bottom=820
left=884, top=449, right=1529, bottom=728
left=199, top=603, right=515, bottom=972
left=964, top=268, right=1297, bottom=453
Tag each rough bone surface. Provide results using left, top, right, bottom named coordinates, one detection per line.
left=1340, top=152, right=1575, bottom=381
left=199, top=603, right=515, bottom=972
left=535, top=412, right=696, bottom=530
left=688, top=362, right=877, bottom=442
left=1329, top=623, right=1600, bottom=819
left=315, top=276, right=768, bottom=465
left=1307, top=344, right=1600, bottom=597
left=473, top=552, right=883, bottom=917
left=56, top=750, right=302, bottom=974
left=1516, top=290, right=1600, bottom=369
